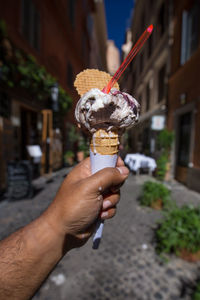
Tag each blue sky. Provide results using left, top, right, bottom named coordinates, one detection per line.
left=104, top=0, right=134, bottom=51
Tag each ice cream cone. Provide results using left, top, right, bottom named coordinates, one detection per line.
left=90, top=129, right=119, bottom=155
left=90, top=129, right=119, bottom=174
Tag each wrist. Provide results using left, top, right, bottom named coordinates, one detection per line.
left=40, top=205, right=74, bottom=253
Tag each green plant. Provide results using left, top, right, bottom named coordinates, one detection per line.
left=67, top=124, right=79, bottom=145
left=140, top=181, right=172, bottom=209
left=64, top=150, right=74, bottom=158
left=157, top=129, right=174, bottom=153
left=156, top=153, right=168, bottom=181
left=0, top=19, right=72, bottom=113
left=156, top=206, right=200, bottom=256
left=78, top=135, right=89, bottom=156
left=192, top=281, right=200, bottom=300
left=0, top=19, right=7, bottom=37
left=64, top=151, right=74, bottom=165
left=155, top=129, right=174, bottom=181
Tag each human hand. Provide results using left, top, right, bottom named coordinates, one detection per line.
left=45, top=157, right=129, bottom=250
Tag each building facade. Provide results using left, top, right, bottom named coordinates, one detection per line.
left=106, top=40, right=120, bottom=75
left=89, top=0, right=107, bottom=71
left=0, top=0, right=107, bottom=192
left=168, top=0, right=200, bottom=191
left=121, top=0, right=173, bottom=158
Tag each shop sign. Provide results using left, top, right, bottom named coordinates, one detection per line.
left=7, top=161, right=33, bottom=200
left=151, top=115, right=165, bottom=130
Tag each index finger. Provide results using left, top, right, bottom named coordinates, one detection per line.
left=116, top=156, right=125, bottom=167
left=85, top=166, right=129, bottom=194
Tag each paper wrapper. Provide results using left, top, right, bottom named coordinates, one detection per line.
left=91, top=129, right=119, bottom=249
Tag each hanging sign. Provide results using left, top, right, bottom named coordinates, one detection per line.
left=151, top=115, right=165, bottom=130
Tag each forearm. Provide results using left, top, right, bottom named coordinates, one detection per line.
left=0, top=212, right=67, bottom=300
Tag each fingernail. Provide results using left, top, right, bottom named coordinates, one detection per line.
left=103, top=200, right=112, bottom=209
left=101, top=211, right=108, bottom=218
left=117, top=166, right=129, bottom=176
left=111, top=186, right=120, bottom=193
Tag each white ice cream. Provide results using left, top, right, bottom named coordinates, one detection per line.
left=75, top=88, right=140, bottom=134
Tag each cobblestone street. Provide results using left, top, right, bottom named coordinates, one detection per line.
left=1, top=168, right=200, bottom=300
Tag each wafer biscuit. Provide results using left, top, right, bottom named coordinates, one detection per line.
left=74, top=69, right=119, bottom=96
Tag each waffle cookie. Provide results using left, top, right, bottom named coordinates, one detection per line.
left=74, top=69, right=119, bottom=96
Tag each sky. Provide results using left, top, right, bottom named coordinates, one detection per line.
left=104, top=0, right=134, bottom=51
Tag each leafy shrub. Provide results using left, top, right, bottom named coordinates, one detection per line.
left=0, top=20, right=72, bottom=112
left=192, top=281, right=200, bottom=300
left=156, top=154, right=168, bottom=181
left=156, top=206, right=200, bottom=255
left=64, top=151, right=74, bottom=165
left=78, top=135, right=89, bottom=157
left=64, top=150, right=74, bottom=159
left=140, top=181, right=171, bottom=209
left=155, top=129, right=174, bottom=181
left=157, top=129, right=174, bottom=152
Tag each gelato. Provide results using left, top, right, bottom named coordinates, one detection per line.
left=75, top=88, right=140, bottom=134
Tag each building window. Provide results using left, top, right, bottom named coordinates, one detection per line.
left=131, top=70, right=136, bottom=92
left=158, top=3, right=165, bottom=37
left=141, top=11, right=146, bottom=31
left=0, top=92, right=11, bottom=118
left=87, top=14, right=93, bottom=38
left=138, top=94, right=141, bottom=105
left=158, top=65, right=166, bottom=102
left=146, top=83, right=150, bottom=111
left=148, top=34, right=152, bottom=58
left=68, top=0, right=76, bottom=28
left=177, top=112, right=192, bottom=167
left=67, top=63, right=73, bottom=89
left=82, top=34, right=87, bottom=61
left=139, top=53, right=143, bottom=75
left=21, top=0, right=40, bottom=51
left=180, top=1, right=200, bottom=65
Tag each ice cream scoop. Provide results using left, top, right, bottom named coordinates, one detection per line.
left=75, top=88, right=140, bottom=134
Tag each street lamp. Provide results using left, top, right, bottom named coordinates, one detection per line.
left=51, top=83, right=59, bottom=112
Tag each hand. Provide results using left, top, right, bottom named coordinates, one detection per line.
left=45, top=157, right=129, bottom=250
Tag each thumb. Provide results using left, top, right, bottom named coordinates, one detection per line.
left=86, top=166, right=129, bottom=194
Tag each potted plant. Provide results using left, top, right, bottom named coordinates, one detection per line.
left=156, top=129, right=174, bottom=181
left=140, top=181, right=172, bottom=210
left=76, top=135, right=88, bottom=162
left=155, top=205, right=200, bottom=262
left=156, top=154, right=168, bottom=181
left=77, top=143, right=88, bottom=162
left=64, top=151, right=75, bottom=166
left=192, top=280, right=200, bottom=300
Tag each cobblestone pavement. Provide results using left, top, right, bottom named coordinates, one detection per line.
left=1, top=170, right=200, bottom=300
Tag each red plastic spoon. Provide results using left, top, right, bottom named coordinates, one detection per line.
left=102, top=24, right=153, bottom=94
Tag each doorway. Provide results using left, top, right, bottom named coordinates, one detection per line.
left=175, top=112, right=192, bottom=183
left=20, top=107, right=38, bottom=160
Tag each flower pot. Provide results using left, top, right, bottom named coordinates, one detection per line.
left=77, top=151, right=84, bottom=162
left=151, top=199, right=163, bottom=210
left=66, top=156, right=74, bottom=166
left=178, top=249, right=200, bottom=262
